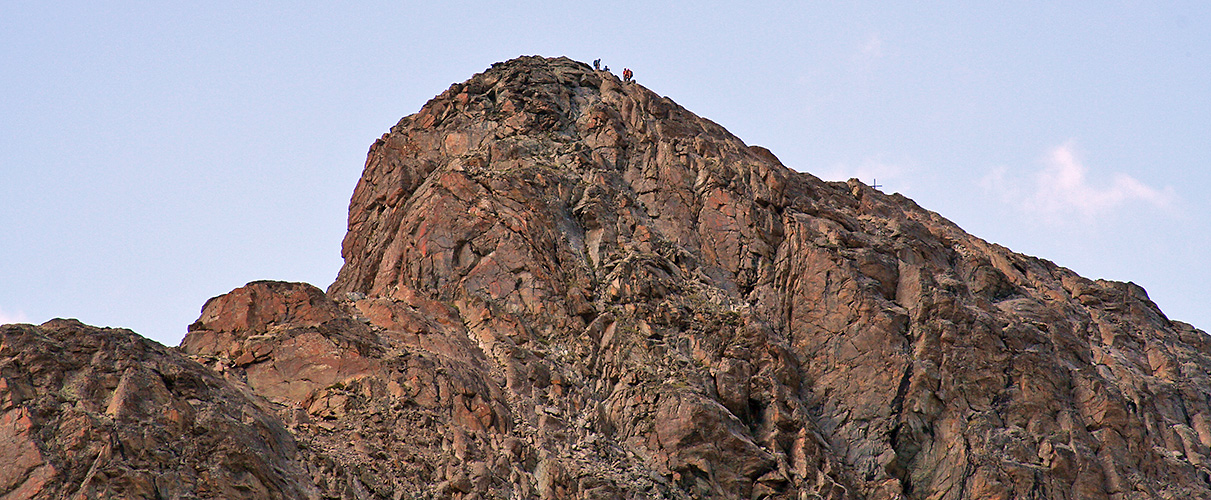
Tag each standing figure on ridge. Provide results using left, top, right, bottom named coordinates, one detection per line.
left=593, top=59, right=601, bottom=70
left=623, top=68, right=633, bottom=82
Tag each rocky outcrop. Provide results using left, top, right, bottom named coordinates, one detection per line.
left=0, top=320, right=316, bottom=499
left=4, top=56, right=1210, bottom=499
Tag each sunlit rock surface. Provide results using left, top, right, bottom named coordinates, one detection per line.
left=4, top=56, right=1210, bottom=499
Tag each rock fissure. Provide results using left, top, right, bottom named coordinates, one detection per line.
left=4, top=56, right=1211, bottom=499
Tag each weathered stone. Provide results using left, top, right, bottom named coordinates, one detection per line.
left=0, top=320, right=317, bottom=499
left=7, top=56, right=1211, bottom=499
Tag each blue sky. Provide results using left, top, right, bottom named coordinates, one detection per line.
left=3, top=2, right=1208, bottom=345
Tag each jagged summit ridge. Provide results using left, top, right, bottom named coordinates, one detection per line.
left=331, top=55, right=795, bottom=301
left=3, top=56, right=1209, bottom=500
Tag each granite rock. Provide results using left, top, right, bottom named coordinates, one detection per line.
left=5, top=56, right=1211, bottom=499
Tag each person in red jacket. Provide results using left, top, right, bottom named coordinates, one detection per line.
left=623, top=68, right=633, bottom=82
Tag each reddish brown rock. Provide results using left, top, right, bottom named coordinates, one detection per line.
left=0, top=320, right=317, bottom=499
left=183, top=281, right=380, bottom=404
left=315, top=56, right=1211, bottom=499
left=7, top=56, right=1211, bottom=499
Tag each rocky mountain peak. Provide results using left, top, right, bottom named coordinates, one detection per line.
left=330, top=55, right=794, bottom=303
left=3, top=56, right=1209, bottom=499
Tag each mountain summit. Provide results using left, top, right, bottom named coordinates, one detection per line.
left=4, top=56, right=1210, bottom=499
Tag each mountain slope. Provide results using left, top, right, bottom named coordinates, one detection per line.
left=4, top=56, right=1210, bottom=499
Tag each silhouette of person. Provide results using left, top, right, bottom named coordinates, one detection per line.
left=623, top=68, right=633, bottom=82
left=593, top=59, right=601, bottom=70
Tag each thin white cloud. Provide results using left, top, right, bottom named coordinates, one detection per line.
left=979, top=165, right=1011, bottom=194
left=859, top=34, right=884, bottom=59
left=982, top=141, right=1177, bottom=223
left=0, top=307, right=30, bottom=325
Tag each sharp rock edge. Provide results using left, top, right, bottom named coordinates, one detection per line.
left=4, top=56, right=1210, bottom=500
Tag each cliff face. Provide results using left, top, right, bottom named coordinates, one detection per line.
left=4, top=56, right=1211, bottom=499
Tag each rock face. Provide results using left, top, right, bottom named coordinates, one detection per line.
left=0, top=320, right=316, bottom=499
left=5, top=56, right=1211, bottom=499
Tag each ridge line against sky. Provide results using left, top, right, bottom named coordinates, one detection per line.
left=2, top=2, right=1208, bottom=345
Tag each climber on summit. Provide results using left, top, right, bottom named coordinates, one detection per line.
left=623, top=68, right=633, bottom=82
left=593, top=59, right=601, bottom=70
